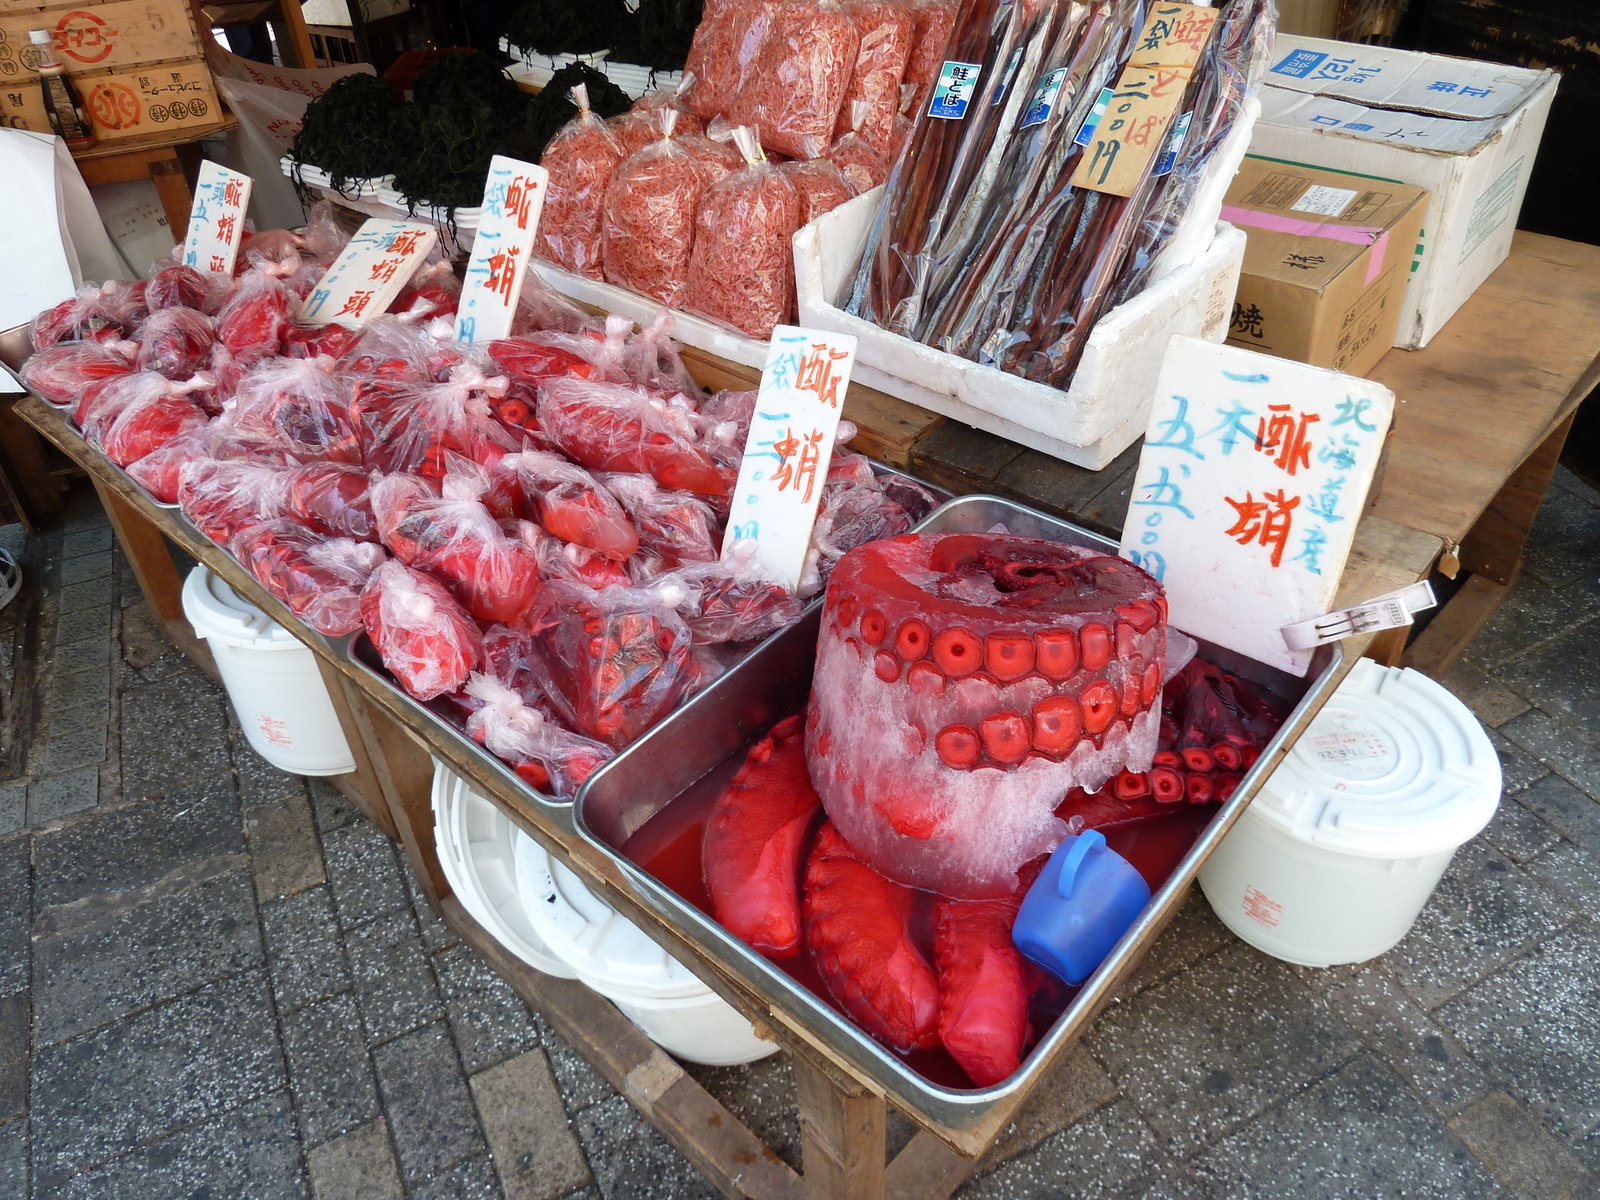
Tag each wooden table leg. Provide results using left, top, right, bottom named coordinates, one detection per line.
left=92, top=478, right=218, bottom=679
left=147, top=153, right=194, bottom=244
left=315, top=655, right=401, bottom=842
left=794, top=1054, right=888, bottom=1200
left=0, top=394, right=65, bottom=528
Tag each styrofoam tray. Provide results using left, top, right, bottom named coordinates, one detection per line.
left=278, top=156, right=393, bottom=201
left=500, top=39, right=681, bottom=100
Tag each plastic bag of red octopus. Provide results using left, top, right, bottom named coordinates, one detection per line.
left=282, top=322, right=363, bottom=362
left=20, top=340, right=135, bottom=407
left=146, top=261, right=232, bottom=315
left=598, top=472, right=719, bottom=569
left=729, top=0, right=858, bottom=160
left=500, top=449, right=640, bottom=562
left=222, top=356, right=361, bottom=464
left=75, top=368, right=189, bottom=439
left=780, top=158, right=856, bottom=226
left=683, top=0, right=778, bottom=121
left=671, top=538, right=803, bottom=643
left=300, top=200, right=351, bottom=267
left=390, top=260, right=460, bottom=319
left=602, top=112, right=713, bottom=310
left=335, top=315, right=441, bottom=383
left=685, top=128, right=802, bottom=339
left=350, top=363, right=519, bottom=483
left=135, top=307, right=216, bottom=380
left=799, top=471, right=937, bottom=597
left=283, top=461, right=377, bottom=541
left=463, top=673, right=614, bottom=795
left=231, top=521, right=387, bottom=636
left=526, top=577, right=694, bottom=747
left=125, top=420, right=228, bottom=503
left=618, top=311, right=701, bottom=397
left=537, top=84, right=627, bottom=280
left=178, top=458, right=290, bottom=544
left=511, top=269, right=602, bottom=337
left=97, top=376, right=212, bottom=467
left=30, top=283, right=126, bottom=350
left=828, top=103, right=892, bottom=193
left=517, top=521, right=634, bottom=591
left=370, top=468, right=541, bottom=625
left=361, top=558, right=483, bottom=701
left=835, top=0, right=915, bottom=153
left=901, top=0, right=957, bottom=116
left=696, top=387, right=758, bottom=466
left=537, top=376, right=726, bottom=496
left=215, top=260, right=296, bottom=367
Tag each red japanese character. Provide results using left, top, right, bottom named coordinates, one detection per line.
left=1224, top=489, right=1300, bottom=567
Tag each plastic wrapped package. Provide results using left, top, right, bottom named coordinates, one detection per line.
left=835, top=0, right=916, bottom=153
left=360, top=559, right=484, bottom=701
left=728, top=0, right=858, bottom=160
left=683, top=0, right=777, bottom=121
left=178, top=459, right=291, bottom=545
left=671, top=540, right=804, bottom=643
left=480, top=623, right=550, bottom=708
left=348, top=365, right=519, bottom=486
left=283, top=323, right=363, bottom=361
left=799, top=468, right=936, bottom=597
left=697, top=388, right=757, bottom=455
left=146, top=263, right=232, bottom=315
left=336, top=316, right=443, bottom=383
left=805, top=533, right=1168, bottom=898
left=537, top=376, right=726, bottom=496
left=618, top=310, right=701, bottom=397
left=20, top=341, right=135, bottom=407
left=284, top=461, right=378, bottom=541
left=677, top=132, right=745, bottom=182
left=29, top=283, right=130, bottom=350
left=780, top=158, right=856, bottom=226
left=371, top=468, right=541, bottom=624
left=599, top=472, right=719, bottom=567
left=685, top=127, right=802, bottom=339
left=828, top=117, right=892, bottom=194
left=601, top=112, right=710, bottom=309
left=221, top=356, right=360, bottom=463
left=389, top=260, right=461, bottom=319
left=97, top=379, right=210, bottom=467
left=901, top=0, right=958, bottom=116
left=126, top=421, right=222, bottom=502
left=135, top=308, right=216, bottom=380
left=512, top=270, right=603, bottom=336
left=462, top=673, right=614, bottom=795
left=500, top=449, right=640, bottom=561
left=231, top=522, right=387, bottom=636
left=300, top=200, right=351, bottom=266
left=537, top=84, right=628, bottom=280
left=215, top=260, right=297, bottom=367
left=75, top=369, right=187, bottom=439
left=526, top=577, right=694, bottom=748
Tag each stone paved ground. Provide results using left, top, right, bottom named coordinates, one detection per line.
left=0, top=470, right=1598, bottom=1200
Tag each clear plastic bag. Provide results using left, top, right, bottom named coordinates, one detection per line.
left=29, top=282, right=135, bottom=351
left=97, top=378, right=211, bottom=467
left=780, top=158, right=856, bottom=226
left=683, top=0, right=778, bottom=121
left=685, top=127, right=802, bottom=339
left=370, top=466, right=541, bottom=625
left=349, top=363, right=519, bottom=484
left=222, top=355, right=361, bottom=463
left=729, top=0, right=859, bottom=160
left=283, top=460, right=378, bottom=541
left=389, top=259, right=461, bottom=320
left=601, top=110, right=710, bottom=309
left=215, top=259, right=297, bottom=367
left=828, top=110, right=892, bottom=194
left=671, top=538, right=803, bottom=643
left=835, top=0, right=916, bottom=154
left=21, top=340, right=135, bottom=407
left=178, top=458, right=291, bottom=545
left=501, top=449, right=640, bottom=562
left=512, top=270, right=603, bottom=336
left=135, top=308, right=216, bottom=380
left=527, top=577, right=694, bottom=747
left=537, top=84, right=628, bottom=280
left=901, top=0, right=958, bottom=116
left=231, top=521, right=387, bottom=636
left=463, top=673, right=614, bottom=796
left=146, top=261, right=233, bottom=315
left=538, top=376, right=726, bottom=496
left=619, top=310, right=700, bottom=396
left=599, top=471, right=720, bottom=568
left=799, top=469, right=937, bottom=596
left=360, top=558, right=484, bottom=701
left=126, top=420, right=222, bottom=502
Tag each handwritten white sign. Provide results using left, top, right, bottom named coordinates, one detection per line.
left=455, top=156, right=549, bottom=344
left=1119, top=335, right=1394, bottom=676
left=725, top=327, right=859, bottom=591
left=181, top=162, right=252, bottom=276
left=299, top=219, right=438, bottom=328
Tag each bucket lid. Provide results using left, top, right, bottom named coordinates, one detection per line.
left=181, top=566, right=299, bottom=648
left=512, top=831, right=709, bottom=1000
left=1250, top=659, right=1500, bottom=858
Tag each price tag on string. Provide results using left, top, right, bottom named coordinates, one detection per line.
left=180, top=162, right=252, bottom=276
left=455, top=155, right=549, bottom=344
left=299, top=219, right=438, bottom=329
left=725, top=327, right=859, bottom=592
left=1281, top=582, right=1437, bottom=651
left=1119, top=336, right=1394, bottom=677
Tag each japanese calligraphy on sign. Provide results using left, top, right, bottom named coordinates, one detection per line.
left=180, top=162, right=252, bottom=277
left=724, top=327, right=859, bottom=591
left=1070, top=2, right=1217, bottom=197
left=299, top=219, right=437, bottom=329
left=455, top=156, right=549, bottom=344
left=1118, top=336, right=1393, bottom=675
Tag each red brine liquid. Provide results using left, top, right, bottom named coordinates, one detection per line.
left=620, top=712, right=1220, bottom=1090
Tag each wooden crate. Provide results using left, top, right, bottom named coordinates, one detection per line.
left=1, top=56, right=219, bottom=141
left=0, top=0, right=200, bottom=77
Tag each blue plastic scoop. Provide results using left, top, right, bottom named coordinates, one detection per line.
left=1012, top=829, right=1152, bottom=986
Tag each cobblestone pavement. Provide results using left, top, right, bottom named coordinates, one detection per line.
left=1, top=470, right=1598, bottom=1200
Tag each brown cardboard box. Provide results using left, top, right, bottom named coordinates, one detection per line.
left=1222, top=155, right=1430, bottom=377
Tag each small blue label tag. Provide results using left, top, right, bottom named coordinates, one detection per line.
left=1271, top=48, right=1328, bottom=78
left=1020, top=66, right=1068, bottom=130
left=1073, top=87, right=1114, bottom=147
left=928, top=60, right=984, bottom=120
left=1153, top=110, right=1192, bottom=176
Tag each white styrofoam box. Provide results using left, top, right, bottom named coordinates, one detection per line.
left=278, top=156, right=392, bottom=201
left=1250, top=34, right=1558, bottom=349
left=796, top=195, right=1246, bottom=469
left=501, top=40, right=682, bottom=100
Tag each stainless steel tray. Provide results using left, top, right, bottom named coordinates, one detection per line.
left=573, top=493, right=1346, bottom=1129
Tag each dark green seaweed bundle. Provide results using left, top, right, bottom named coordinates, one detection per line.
left=506, top=0, right=633, bottom=56
left=289, top=73, right=404, bottom=194
left=521, top=62, right=634, bottom=162
left=614, top=0, right=703, bottom=70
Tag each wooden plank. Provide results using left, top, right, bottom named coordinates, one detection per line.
left=1333, top=514, right=1444, bottom=610
left=1460, top=411, right=1576, bottom=585
left=1370, top=232, right=1600, bottom=543
left=0, top=394, right=63, bottom=528
left=314, top=654, right=401, bottom=842
left=840, top=389, right=945, bottom=471
left=1402, top=569, right=1520, bottom=679
left=446, top=896, right=804, bottom=1200
left=884, top=1131, right=977, bottom=1200
left=910, top=421, right=1028, bottom=496
left=793, top=1055, right=886, bottom=1200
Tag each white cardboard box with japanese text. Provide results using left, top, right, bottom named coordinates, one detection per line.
left=1248, top=34, right=1557, bottom=349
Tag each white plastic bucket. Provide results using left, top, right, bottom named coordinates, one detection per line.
left=181, top=566, right=356, bottom=776
left=512, top=828, right=779, bottom=1067
left=1199, top=659, right=1500, bottom=967
left=430, top=761, right=576, bottom=979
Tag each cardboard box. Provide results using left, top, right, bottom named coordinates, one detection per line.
left=0, top=0, right=201, bottom=79
left=1222, top=156, right=1428, bottom=378
left=1248, top=35, right=1557, bottom=350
